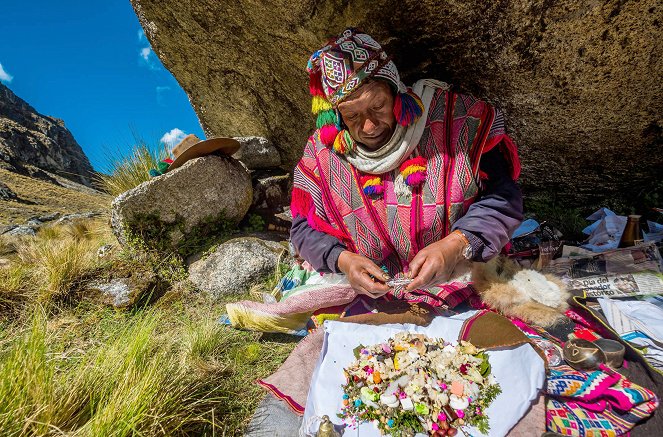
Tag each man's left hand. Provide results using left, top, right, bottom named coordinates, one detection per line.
left=405, top=233, right=466, bottom=292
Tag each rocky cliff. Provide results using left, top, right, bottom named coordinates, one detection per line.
left=131, top=0, right=662, bottom=208
left=0, top=83, right=94, bottom=186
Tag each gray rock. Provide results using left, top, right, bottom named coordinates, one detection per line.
left=189, top=237, right=289, bottom=298
left=0, top=181, right=17, bottom=201
left=0, top=224, right=17, bottom=235
left=37, top=212, right=60, bottom=222
left=0, top=83, right=94, bottom=186
left=4, top=225, right=36, bottom=237
left=111, top=155, right=252, bottom=250
left=233, top=137, right=281, bottom=169
left=89, top=279, right=134, bottom=307
left=87, top=271, right=157, bottom=308
left=252, top=172, right=290, bottom=212
left=26, top=219, right=42, bottom=227
left=131, top=0, right=661, bottom=208
left=53, top=211, right=101, bottom=225
left=53, top=211, right=101, bottom=226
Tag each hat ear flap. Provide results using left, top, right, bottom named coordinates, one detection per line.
left=309, top=70, right=325, bottom=97
left=393, top=88, right=424, bottom=127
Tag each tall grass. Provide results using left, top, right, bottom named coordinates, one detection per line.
left=0, top=304, right=293, bottom=436
left=0, top=217, right=295, bottom=436
left=95, top=141, right=167, bottom=197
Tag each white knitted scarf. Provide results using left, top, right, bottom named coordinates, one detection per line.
left=345, top=79, right=450, bottom=175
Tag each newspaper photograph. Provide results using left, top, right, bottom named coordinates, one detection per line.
left=568, top=272, right=663, bottom=298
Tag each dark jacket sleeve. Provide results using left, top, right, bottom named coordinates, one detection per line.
left=451, top=146, right=524, bottom=261
left=290, top=215, right=346, bottom=273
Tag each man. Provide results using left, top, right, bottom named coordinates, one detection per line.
left=226, top=28, right=522, bottom=333
left=289, top=28, right=522, bottom=308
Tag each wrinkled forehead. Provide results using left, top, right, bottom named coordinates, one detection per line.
left=338, top=80, right=392, bottom=109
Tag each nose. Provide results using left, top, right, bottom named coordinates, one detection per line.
left=363, top=118, right=377, bottom=133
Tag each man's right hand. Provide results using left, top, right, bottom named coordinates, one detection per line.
left=337, top=251, right=391, bottom=298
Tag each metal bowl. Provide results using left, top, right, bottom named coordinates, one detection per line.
left=563, top=338, right=607, bottom=371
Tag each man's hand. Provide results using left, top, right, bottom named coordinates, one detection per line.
left=405, top=233, right=466, bottom=292
left=338, top=251, right=391, bottom=298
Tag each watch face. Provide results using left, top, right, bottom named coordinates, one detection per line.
left=462, top=244, right=473, bottom=259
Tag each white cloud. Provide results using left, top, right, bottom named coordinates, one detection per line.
left=160, top=128, right=187, bottom=147
left=0, top=63, right=13, bottom=83
left=137, top=29, right=146, bottom=41
left=140, top=47, right=151, bottom=61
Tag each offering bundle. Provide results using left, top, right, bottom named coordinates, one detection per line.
left=339, top=332, right=501, bottom=436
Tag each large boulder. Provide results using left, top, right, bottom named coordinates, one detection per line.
left=111, top=155, right=252, bottom=253
left=131, top=0, right=661, bottom=208
left=188, top=237, right=290, bottom=298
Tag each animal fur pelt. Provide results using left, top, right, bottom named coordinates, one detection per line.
left=471, top=256, right=570, bottom=327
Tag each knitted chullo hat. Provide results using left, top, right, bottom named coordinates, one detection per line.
left=306, top=28, right=424, bottom=154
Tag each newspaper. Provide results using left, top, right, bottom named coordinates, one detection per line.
left=545, top=242, right=663, bottom=297
left=599, top=297, right=663, bottom=370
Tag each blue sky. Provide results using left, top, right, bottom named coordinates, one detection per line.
left=0, top=1, right=205, bottom=173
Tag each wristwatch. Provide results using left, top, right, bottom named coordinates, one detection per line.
left=453, top=230, right=473, bottom=260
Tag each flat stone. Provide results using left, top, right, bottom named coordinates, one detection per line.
left=87, top=271, right=157, bottom=308
left=53, top=211, right=101, bottom=226
left=244, top=394, right=302, bottom=437
left=0, top=224, right=18, bottom=235
left=4, top=225, right=36, bottom=237
left=111, top=155, right=252, bottom=250
left=37, top=212, right=61, bottom=222
left=233, top=137, right=281, bottom=169
left=188, top=237, right=290, bottom=298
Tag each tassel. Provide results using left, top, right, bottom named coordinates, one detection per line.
left=316, top=109, right=337, bottom=129
left=359, top=175, right=384, bottom=196
left=319, top=124, right=340, bottom=146
left=332, top=129, right=355, bottom=154
left=399, top=156, right=427, bottom=188
left=393, top=89, right=424, bottom=127
left=312, top=95, right=332, bottom=114
left=309, top=71, right=324, bottom=96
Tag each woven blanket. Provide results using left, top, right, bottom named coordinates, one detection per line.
left=546, top=365, right=659, bottom=436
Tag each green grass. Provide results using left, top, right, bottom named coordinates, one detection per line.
left=95, top=141, right=167, bottom=197
left=0, top=218, right=295, bottom=436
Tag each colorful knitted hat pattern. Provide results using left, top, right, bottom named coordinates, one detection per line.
left=306, top=28, right=424, bottom=153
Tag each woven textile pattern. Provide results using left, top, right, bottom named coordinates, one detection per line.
left=292, top=88, right=515, bottom=308
left=546, top=365, right=659, bottom=436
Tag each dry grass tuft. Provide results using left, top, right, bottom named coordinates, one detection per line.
left=95, top=142, right=167, bottom=197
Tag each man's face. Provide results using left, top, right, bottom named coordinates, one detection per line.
left=337, top=81, right=396, bottom=150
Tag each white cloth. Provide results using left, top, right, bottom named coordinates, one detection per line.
left=345, top=79, right=450, bottom=175
left=301, top=312, right=545, bottom=437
